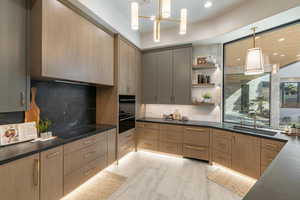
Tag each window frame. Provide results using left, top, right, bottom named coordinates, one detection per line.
left=222, top=19, right=300, bottom=126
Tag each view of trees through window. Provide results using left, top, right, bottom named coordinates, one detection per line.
left=224, top=22, right=300, bottom=129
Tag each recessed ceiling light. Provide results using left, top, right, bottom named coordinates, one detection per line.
left=280, top=54, right=285, bottom=57
left=150, top=16, right=156, bottom=21
left=204, top=1, right=213, bottom=8
left=273, top=53, right=278, bottom=56
left=278, top=38, right=285, bottom=42
left=297, top=54, right=300, bottom=57
left=236, top=58, right=241, bottom=61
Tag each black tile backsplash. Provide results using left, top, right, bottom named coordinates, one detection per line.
left=0, top=80, right=96, bottom=133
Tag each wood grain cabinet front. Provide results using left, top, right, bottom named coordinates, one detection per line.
left=260, top=138, right=285, bottom=174
left=0, top=154, right=40, bottom=200
left=40, top=147, right=63, bottom=200
left=63, top=132, right=109, bottom=195
left=118, top=129, right=135, bottom=159
left=30, top=0, right=114, bottom=86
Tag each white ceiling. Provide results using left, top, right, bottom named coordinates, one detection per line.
left=114, top=0, right=248, bottom=32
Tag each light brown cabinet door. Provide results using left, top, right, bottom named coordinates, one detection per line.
left=232, top=133, right=261, bottom=179
left=0, top=154, right=39, bottom=200
left=30, top=0, right=114, bottom=86
left=119, top=39, right=137, bottom=95
left=107, top=129, right=117, bottom=165
left=119, top=39, right=129, bottom=94
left=40, top=147, right=63, bottom=200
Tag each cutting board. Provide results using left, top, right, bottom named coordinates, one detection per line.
left=25, top=88, right=40, bottom=128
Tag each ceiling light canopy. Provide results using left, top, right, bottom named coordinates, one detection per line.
left=245, top=27, right=264, bottom=75
left=161, top=0, right=171, bottom=18
left=130, top=0, right=188, bottom=42
left=204, top=1, right=213, bottom=8
left=131, top=2, right=139, bottom=30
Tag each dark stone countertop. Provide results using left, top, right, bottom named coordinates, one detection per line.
left=137, top=118, right=300, bottom=200
left=0, top=124, right=116, bottom=165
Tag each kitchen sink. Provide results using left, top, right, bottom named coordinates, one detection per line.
left=233, top=126, right=278, bottom=136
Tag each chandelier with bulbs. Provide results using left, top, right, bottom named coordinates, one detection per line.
left=131, top=0, right=187, bottom=42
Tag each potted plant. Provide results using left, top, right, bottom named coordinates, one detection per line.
left=202, top=93, right=212, bottom=103
left=290, top=124, right=298, bottom=135
left=38, top=119, right=52, bottom=139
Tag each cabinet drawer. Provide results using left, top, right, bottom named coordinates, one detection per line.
left=119, top=129, right=135, bottom=146
left=138, top=127, right=159, bottom=140
left=64, top=155, right=107, bottom=195
left=64, top=141, right=107, bottom=175
left=159, top=141, right=182, bottom=155
left=212, top=150, right=231, bottom=168
left=212, top=133, right=232, bottom=154
left=183, top=127, right=210, bottom=146
left=137, top=139, right=158, bottom=151
left=261, top=148, right=278, bottom=166
left=261, top=138, right=285, bottom=152
left=64, top=133, right=107, bottom=154
left=183, top=145, right=209, bottom=161
left=143, top=122, right=160, bottom=130
left=160, top=125, right=183, bottom=143
left=136, top=122, right=144, bottom=128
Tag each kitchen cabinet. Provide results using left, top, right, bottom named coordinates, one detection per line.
left=40, top=147, right=63, bottom=200
left=183, top=127, right=210, bottom=160
left=232, top=133, right=261, bottom=179
left=63, top=132, right=108, bottom=195
left=211, top=129, right=233, bottom=168
left=0, top=0, right=29, bottom=112
left=142, top=46, right=192, bottom=105
left=157, top=50, right=173, bottom=104
left=118, top=38, right=138, bottom=95
left=107, top=129, right=117, bottom=165
left=137, top=122, right=159, bottom=151
left=143, top=52, right=158, bottom=104
left=30, top=0, right=114, bottom=86
left=118, top=129, right=135, bottom=159
left=159, top=124, right=183, bottom=155
left=173, top=47, right=192, bottom=104
left=0, top=154, right=39, bottom=200
left=260, top=138, right=285, bottom=174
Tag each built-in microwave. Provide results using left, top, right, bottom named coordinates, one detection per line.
left=119, top=95, right=135, bottom=134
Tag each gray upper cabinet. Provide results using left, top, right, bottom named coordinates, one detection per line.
left=143, top=52, right=158, bottom=104
left=157, top=50, right=173, bottom=104
left=0, top=0, right=29, bottom=112
left=173, top=47, right=191, bottom=105
left=142, top=46, right=192, bottom=105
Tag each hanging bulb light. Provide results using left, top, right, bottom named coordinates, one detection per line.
left=131, top=2, right=139, bottom=30
left=245, top=27, right=264, bottom=75
left=179, top=8, right=187, bottom=35
left=161, top=0, right=171, bottom=18
left=154, top=20, right=160, bottom=42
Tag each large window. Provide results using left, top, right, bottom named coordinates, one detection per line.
left=281, top=82, right=300, bottom=108
left=223, top=22, right=300, bottom=128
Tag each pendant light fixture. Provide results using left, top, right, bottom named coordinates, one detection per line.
left=131, top=0, right=187, bottom=42
left=245, top=27, right=264, bottom=75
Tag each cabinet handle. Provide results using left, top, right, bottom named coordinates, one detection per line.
left=47, top=152, right=60, bottom=159
left=265, top=143, right=277, bottom=149
left=186, top=128, right=205, bottom=132
left=84, top=167, right=96, bottom=176
left=185, top=145, right=206, bottom=151
left=33, top=159, right=40, bottom=186
left=20, top=92, right=25, bottom=106
left=84, top=151, right=97, bottom=158
left=83, top=140, right=94, bottom=145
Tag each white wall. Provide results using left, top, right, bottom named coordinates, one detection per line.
left=141, top=0, right=300, bottom=49
left=69, top=0, right=141, bottom=47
